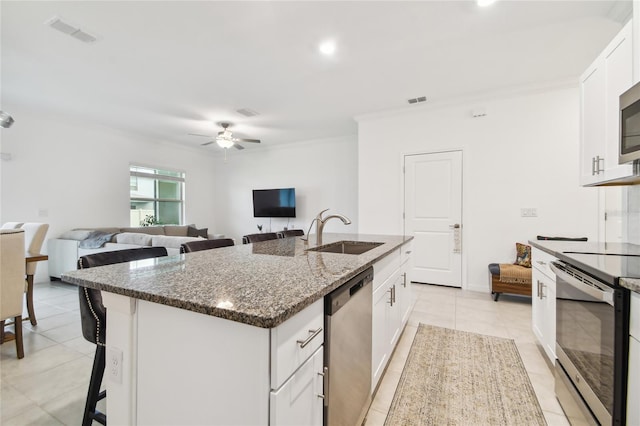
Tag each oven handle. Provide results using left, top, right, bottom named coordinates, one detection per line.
left=550, top=262, right=614, bottom=306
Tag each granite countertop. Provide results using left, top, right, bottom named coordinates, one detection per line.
left=62, top=233, right=412, bottom=328
left=529, top=239, right=640, bottom=293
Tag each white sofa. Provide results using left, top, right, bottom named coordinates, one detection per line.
left=48, top=225, right=219, bottom=279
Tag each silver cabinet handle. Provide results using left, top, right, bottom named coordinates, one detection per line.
left=405, top=250, right=412, bottom=255
left=592, top=156, right=597, bottom=176
left=449, top=224, right=461, bottom=229
left=596, top=156, right=604, bottom=174
left=296, top=328, right=322, bottom=348
left=402, top=272, right=407, bottom=288
left=536, top=260, right=546, bottom=266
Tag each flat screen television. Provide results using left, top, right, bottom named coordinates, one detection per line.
left=253, top=188, right=296, bottom=218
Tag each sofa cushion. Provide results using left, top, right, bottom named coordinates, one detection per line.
left=187, top=226, right=208, bottom=238
left=164, top=225, right=189, bottom=237
left=59, top=230, right=93, bottom=241
left=116, top=232, right=153, bottom=246
left=119, top=226, right=165, bottom=235
left=151, top=235, right=203, bottom=249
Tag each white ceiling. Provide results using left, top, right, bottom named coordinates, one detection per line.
left=0, top=1, right=631, bottom=150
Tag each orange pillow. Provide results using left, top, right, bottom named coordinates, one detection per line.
left=515, top=243, right=532, bottom=267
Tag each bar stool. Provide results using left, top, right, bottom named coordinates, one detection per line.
left=78, top=247, right=168, bottom=426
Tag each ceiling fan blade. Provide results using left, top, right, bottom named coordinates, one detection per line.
left=201, top=141, right=215, bottom=146
left=236, top=138, right=261, bottom=143
left=233, top=143, right=245, bottom=150
left=189, top=133, right=213, bottom=138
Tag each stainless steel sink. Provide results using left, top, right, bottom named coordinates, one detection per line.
left=307, top=241, right=383, bottom=255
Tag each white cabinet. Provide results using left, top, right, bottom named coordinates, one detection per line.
left=580, top=20, right=635, bottom=186
left=628, top=292, right=639, bottom=426
left=270, top=347, right=324, bottom=426
left=531, top=247, right=557, bottom=363
left=271, top=299, right=324, bottom=389
left=371, top=243, right=414, bottom=392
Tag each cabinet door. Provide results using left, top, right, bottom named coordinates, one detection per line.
left=628, top=336, right=639, bottom=426
left=531, top=268, right=545, bottom=347
left=603, top=20, right=634, bottom=179
left=542, top=275, right=556, bottom=362
left=270, top=347, right=324, bottom=426
left=372, top=277, right=393, bottom=391
left=396, top=270, right=413, bottom=327
left=580, top=57, right=606, bottom=185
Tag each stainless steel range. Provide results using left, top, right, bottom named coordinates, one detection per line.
left=551, top=253, right=637, bottom=425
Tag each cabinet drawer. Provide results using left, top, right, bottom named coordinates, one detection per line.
left=271, top=299, right=324, bottom=389
left=270, top=347, right=324, bottom=426
left=631, top=292, right=640, bottom=340
left=373, top=249, right=400, bottom=292
left=532, top=247, right=557, bottom=279
left=400, top=240, right=413, bottom=266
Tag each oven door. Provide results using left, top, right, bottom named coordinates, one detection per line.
left=551, top=261, right=616, bottom=425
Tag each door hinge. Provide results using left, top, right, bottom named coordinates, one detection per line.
left=604, top=212, right=608, bottom=221
left=402, top=212, right=405, bottom=219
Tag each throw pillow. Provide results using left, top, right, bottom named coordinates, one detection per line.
left=515, top=243, right=532, bottom=268
left=187, top=226, right=208, bottom=238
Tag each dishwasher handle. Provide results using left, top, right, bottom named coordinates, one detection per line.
left=326, top=267, right=373, bottom=316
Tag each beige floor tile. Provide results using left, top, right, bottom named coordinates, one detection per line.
left=40, top=322, right=83, bottom=344
left=516, top=341, right=554, bottom=376
left=24, top=311, right=79, bottom=333
left=370, top=370, right=401, bottom=414
left=1, top=344, right=85, bottom=380
left=544, top=410, right=571, bottom=426
left=61, top=337, right=96, bottom=356
left=363, top=408, right=387, bottom=426
left=0, top=330, right=57, bottom=360
left=408, top=310, right=455, bottom=329
left=40, top=384, right=88, bottom=425
left=2, top=404, right=64, bottom=426
left=529, top=372, right=564, bottom=414
left=0, top=382, right=36, bottom=421
left=6, top=357, right=92, bottom=406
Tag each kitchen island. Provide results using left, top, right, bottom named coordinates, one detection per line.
left=62, top=232, right=413, bottom=425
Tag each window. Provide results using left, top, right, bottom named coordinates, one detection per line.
left=129, top=165, right=185, bottom=226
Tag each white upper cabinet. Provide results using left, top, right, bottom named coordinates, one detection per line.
left=580, top=20, right=635, bottom=186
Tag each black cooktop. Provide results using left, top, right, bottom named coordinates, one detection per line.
left=558, top=252, right=640, bottom=286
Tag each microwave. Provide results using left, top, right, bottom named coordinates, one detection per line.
left=620, top=80, right=640, bottom=164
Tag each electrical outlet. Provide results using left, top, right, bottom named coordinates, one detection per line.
left=107, top=347, right=123, bottom=384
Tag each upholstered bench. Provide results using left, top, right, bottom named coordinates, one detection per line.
left=488, top=263, right=532, bottom=301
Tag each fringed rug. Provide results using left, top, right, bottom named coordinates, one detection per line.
left=385, top=324, right=547, bottom=425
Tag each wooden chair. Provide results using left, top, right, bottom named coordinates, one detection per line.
left=276, top=229, right=304, bottom=238
left=21, top=223, right=49, bottom=326
left=77, top=247, right=168, bottom=426
left=180, top=238, right=234, bottom=253
left=242, top=232, right=278, bottom=244
left=0, top=229, right=26, bottom=359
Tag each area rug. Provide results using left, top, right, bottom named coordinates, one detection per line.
left=384, top=324, right=547, bottom=425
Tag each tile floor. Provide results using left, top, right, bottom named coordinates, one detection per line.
left=0, top=280, right=568, bottom=425
left=364, top=283, right=570, bottom=426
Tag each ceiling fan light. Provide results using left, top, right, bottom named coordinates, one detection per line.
left=216, top=138, right=234, bottom=149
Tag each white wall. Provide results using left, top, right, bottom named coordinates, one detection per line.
left=357, top=87, right=600, bottom=291
left=0, top=104, right=217, bottom=282
left=211, top=136, right=358, bottom=243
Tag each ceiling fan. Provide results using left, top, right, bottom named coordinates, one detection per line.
left=189, top=122, right=261, bottom=151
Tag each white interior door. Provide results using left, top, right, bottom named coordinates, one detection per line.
left=404, top=151, right=462, bottom=287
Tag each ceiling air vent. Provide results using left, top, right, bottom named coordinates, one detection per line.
left=407, top=96, right=427, bottom=105
left=45, top=16, right=98, bottom=43
left=236, top=108, right=259, bottom=117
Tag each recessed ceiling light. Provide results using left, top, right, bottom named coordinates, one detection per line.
left=477, top=0, right=497, bottom=7
left=319, top=40, right=336, bottom=56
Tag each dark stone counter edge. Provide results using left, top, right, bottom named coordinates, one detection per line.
left=62, top=238, right=413, bottom=329
left=529, top=240, right=640, bottom=294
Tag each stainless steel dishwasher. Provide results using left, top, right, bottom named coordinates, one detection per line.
left=324, top=267, right=373, bottom=426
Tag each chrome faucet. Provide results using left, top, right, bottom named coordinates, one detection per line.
left=312, top=208, right=351, bottom=245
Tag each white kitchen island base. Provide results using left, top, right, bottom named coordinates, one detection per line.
left=104, top=292, right=274, bottom=425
